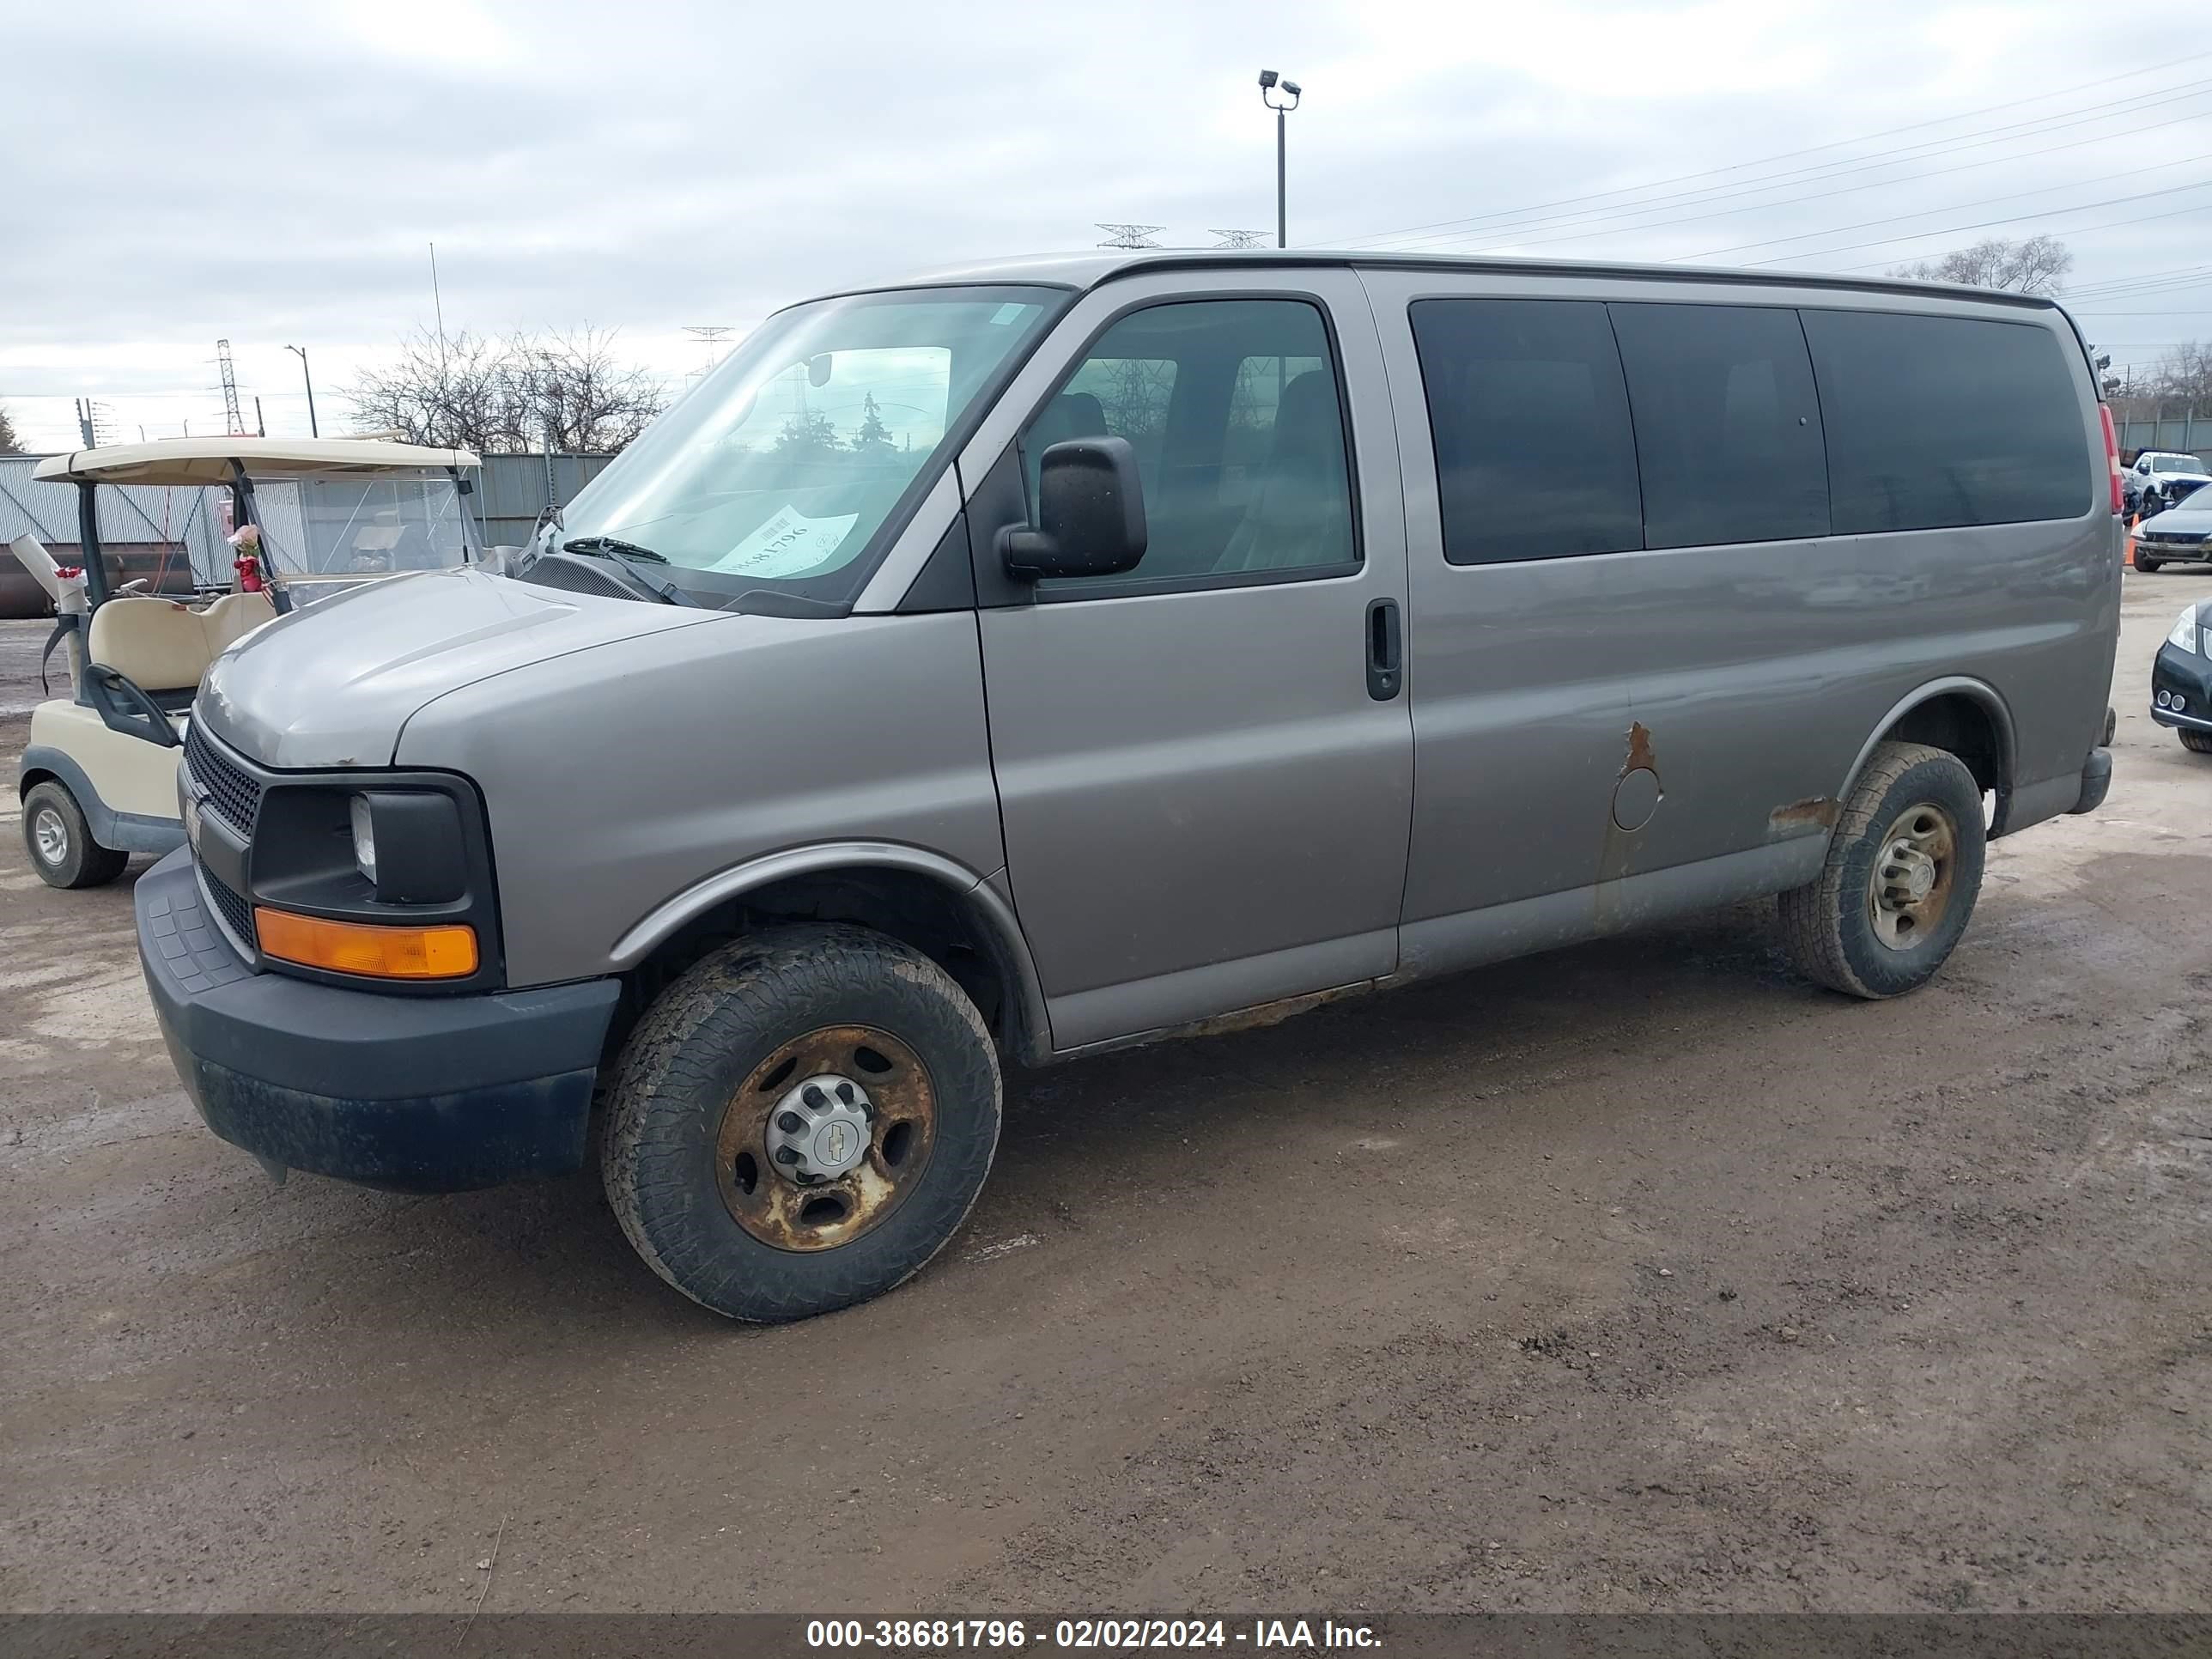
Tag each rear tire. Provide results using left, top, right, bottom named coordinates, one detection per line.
left=21, top=781, right=129, bottom=890
left=601, top=923, right=1002, bottom=1322
left=2180, top=730, right=2212, bottom=755
left=1776, top=741, right=1985, bottom=1000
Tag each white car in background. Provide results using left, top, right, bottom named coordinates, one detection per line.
left=2131, top=449, right=2209, bottom=514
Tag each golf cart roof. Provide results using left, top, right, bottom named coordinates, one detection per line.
left=32, top=437, right=482, bottom=488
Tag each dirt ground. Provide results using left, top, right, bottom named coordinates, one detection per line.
left=1, top=576, right=2207, bottom=1617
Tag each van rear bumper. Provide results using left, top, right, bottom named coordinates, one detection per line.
left=135, top=848, right=619, bottom=1192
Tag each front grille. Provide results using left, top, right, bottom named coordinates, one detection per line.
left=184, top=722, right=263, bottom=838
left=198, top=861, right=256, bottom=948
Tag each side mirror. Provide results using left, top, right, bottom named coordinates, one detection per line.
left=1000, top=437, right=1148, bottom=581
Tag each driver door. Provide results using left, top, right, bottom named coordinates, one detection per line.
left=959, top=270, right=1414, bottom=1053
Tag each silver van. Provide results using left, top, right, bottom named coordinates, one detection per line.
left=137, top=252, right=2120, bottom=1321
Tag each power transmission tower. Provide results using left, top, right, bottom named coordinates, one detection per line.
left=216, top=338, right=246, bottom=434
left=76, top=398, right=121, bottom=446
left=1097, top=223, right=1165, bottom=249
left=1210, top=229, right=1268, bottom=248
left=684, top=325, right=735, bottom=385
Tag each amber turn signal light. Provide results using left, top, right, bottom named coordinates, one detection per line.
left=253, top=907, right=478, bottom=980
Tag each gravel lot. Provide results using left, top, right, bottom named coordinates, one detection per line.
left=1, top=578, right=2207, bottom=1613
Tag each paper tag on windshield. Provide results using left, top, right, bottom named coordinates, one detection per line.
left=709, top=507, right=860, bottom=578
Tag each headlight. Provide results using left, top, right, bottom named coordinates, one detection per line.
left=2170, top=608, right=2199, bottom=653
left=349, top=794, right=378, bottom=883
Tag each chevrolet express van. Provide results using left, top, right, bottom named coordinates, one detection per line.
left=137, top=251, right=2120, bottom=1321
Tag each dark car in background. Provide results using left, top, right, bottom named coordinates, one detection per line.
left=2134, top=492, right=2212, bottom=572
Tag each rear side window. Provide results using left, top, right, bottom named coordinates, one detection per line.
left=1409, top=298, right=1643, bottom=564
left=1609, top=303, right=1829, bottom=548
left=1799, top=310, right=2089, bottom=532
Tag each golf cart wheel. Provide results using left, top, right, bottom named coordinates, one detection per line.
left=21, top=781, right=129, bottom=890
left=1776, top=740, right=1985, bottom=1000
left=601, top=923, right=1002, bottom=1322
left=2181, top=730, right=2212, bottom=755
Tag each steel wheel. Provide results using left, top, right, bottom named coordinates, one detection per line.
left=1867, top=802, right=1957, bottom=951
left=714, top=1024, right=939, bottom=1253
left=30, top=803, right=69, bottom=869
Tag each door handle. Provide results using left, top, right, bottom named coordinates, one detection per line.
left=1365, top=598, right=1402, bottom=701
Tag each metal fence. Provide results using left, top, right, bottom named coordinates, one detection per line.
left=1, top=452, right=615, bottom=617
left=2117, top=414, right=2210, bottom=459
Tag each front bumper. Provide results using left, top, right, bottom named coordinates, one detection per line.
left=137, top=848, right=620, bottom=1192
left=2152, top=641, right=2212, bottom=732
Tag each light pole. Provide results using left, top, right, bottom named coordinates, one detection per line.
left=1257, top=70, right=1302, bottom=249
left=285, top=343, right=319, bottom=438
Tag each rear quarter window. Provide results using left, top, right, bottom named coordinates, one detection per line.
left=1798, top=309, right=2090, bottom=533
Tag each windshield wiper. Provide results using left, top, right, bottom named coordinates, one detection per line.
left=559, top=536, right=700, bottom=607
left=563, top=535, right=669, bottom=563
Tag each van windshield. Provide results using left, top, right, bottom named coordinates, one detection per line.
left=548, top=285, right=1060, bottom=605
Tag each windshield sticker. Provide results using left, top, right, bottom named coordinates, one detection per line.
left=709, top=507, right=861, bottom=577
left=990, top=302, right=1030, bottom=326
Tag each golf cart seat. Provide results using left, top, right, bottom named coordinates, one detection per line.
left=86, top=592, right=278, bottom=702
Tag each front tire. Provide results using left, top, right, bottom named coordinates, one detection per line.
left=21, top=781, right=129, bottom=890
left=2180, top=729, right=2212, bottom=755
left=1776, top=741, right=1985, bottom=999
left=2137, top=556, right=2163, bottom=573
left=601, top=924, right=1002, bottom=1322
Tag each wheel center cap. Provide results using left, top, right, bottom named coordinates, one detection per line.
left=764, top=1073, right=873, bottom=1184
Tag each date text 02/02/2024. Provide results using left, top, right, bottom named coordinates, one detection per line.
left=803, top=1620, right=1382, bottom=1649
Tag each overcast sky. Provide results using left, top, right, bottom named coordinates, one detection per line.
left=6, top=0, right=2210, bottom=451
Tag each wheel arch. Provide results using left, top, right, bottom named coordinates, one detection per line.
left=610, top=843, right=1052, bottom=1066
left=1840, top=678, right=2018, bottom=833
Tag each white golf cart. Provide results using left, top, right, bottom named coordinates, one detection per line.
left=11, top=438, right=483, bottom=890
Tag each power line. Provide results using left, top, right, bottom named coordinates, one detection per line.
left=1329, top=52, right=2212, bottom=250
left=1375, top=79, right=2212, bottom=254
left=1809, top=194, right=2212, bottom=269
left=1680, top=159, right=2212, bottom=262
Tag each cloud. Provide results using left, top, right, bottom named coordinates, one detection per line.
left=5, top=0, right=2208, bottom=447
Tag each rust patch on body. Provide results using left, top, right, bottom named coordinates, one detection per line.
left=1767, top=795, right=1841, bottom=836
left=1186, top=983, right=1365, bottom=1041
left=1621, top=720, right=1657, bottom=777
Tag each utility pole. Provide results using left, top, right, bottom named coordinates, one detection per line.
left=254, top=395, right=266, bottom=437
left=1257, top=71, right=1303, bottom=247
left=216, top=338, right=246, bottom=434
left=286, top=344, right=319, bottom=436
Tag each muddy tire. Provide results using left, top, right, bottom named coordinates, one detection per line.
left=21, top=781, right=129, bottom=890
left=2181, top=729, right=2212, bottom=755
left=1776, top=741, right=1985, bottom=1000
left=601, top=924, right=1001, bottom=1322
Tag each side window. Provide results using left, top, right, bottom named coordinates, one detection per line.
left=1020, top=299, right=1357, bottom=590
left=1409, top=299, right=1643, bottom=564
left=1608, top=303, right=1830, bottom=549
left=1799, top=309, right=2090, bottom=532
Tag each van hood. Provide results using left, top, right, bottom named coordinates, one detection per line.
left=195, top=568, right=720, bottom=768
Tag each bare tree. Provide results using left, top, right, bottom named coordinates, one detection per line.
left=1890, top=234, right=2074, bottom=295
left=343, top=327, right=666, bottom=453
left=500, top=328, right=665, bottom=453
left=0, top=399, right=23, bottom=455
left=2148, top=341, right=2212, bottom=406
left=345, top=329, right=514, bottom=451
